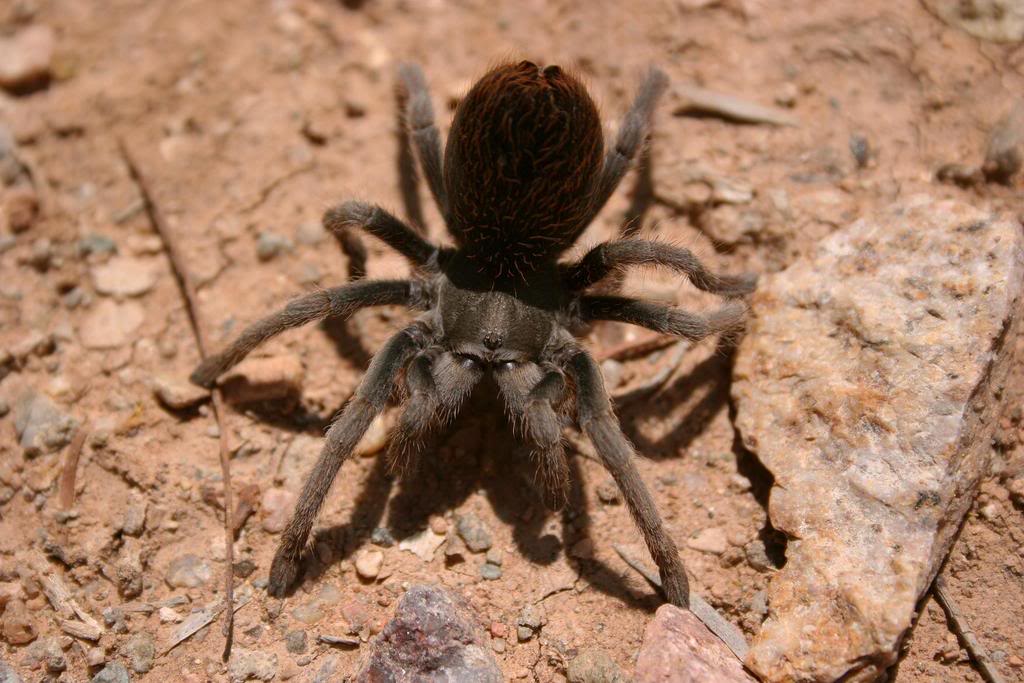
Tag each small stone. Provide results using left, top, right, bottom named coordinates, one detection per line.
left=25, top=637, right=65, bottom=673
left=26, top=236, right=52, bottom=270
left=78, top=234, right=118, bottom=256
left=979, top=501, right=1003, bottom=523
left=370, top=527, right=395, bottom=547
left=399, top=527, right=446, bottom=562
left=491, top=637, right=506, bottom=653
left=687, top=527, right=728, bottom=555
left=1, top=599, right=37, bottom=644
left=570, top=538, right=595, bottom=560
left=636, top=604, right=755, bottom=682
left=774, top=82, right=798, bottom=108
left=285, top=629, right=308, bottom=654
left=849, top=133, right=871, bottom=168
left=256, top=231, right=292, bottom=261
left=234, top=559, right=257, bottom=578
left=595, top=481, right=621, bottom=504
left=122, top=633, right=155, bottom=674
left=480, top=563, right=502, bottom=581
left=744, top=539, right=773, bottom=572
left=456, top=513, right=493, bottom=553
left=354, top=412, right=391, bottom=457
left=13, top=391, right=77, bottom=457
left=221, top=354, right=304, bottom=403
left=152, top=375, right=209, bottom=410
left=229, top=647, right=278, bottom=682
left=91, top=662, right=129, bottom=683
left=0, top=25, right=55, bottom=92
left=356, top=585, right=501, bottom=682
left=516, top=604, right=545, bottom=641
left=79, top=299, right=145, bottom=349
left=355, top=549, right=384, bottom=580
left=3, top=185, right=39, bottom=233
left=291, top=602, right=325, bottom=625
left=567, top=648, right=626, bottom=683
left=121, top=500, right=147, bottom=537
left=165, top=554, right=212, bottom=588
left=295, top=221, right=326, bottom=245
left=158, top=606, right=182, bottom=623
left=260, top=487, right=295, bottom=533
left=91, top=256, right=157, bottom=297
left=485, top=548, right=503, bottom=566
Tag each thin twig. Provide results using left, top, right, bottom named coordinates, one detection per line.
left=595, top=333, right=677, bottom=362
left=239, top=162, right=315, bottom=213
left=58, top=424, right=89, bottom=510
left=613, top=340, right=690, bottom=404
left=934, top=574, right=1006, bottom=683
left=118, top=140, right=237, bottom=661
left=613, top=544, right=750, bottom=662
left=673, top=84, right=800, bottom=127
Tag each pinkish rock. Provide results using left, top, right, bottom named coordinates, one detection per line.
left=221, top=355, right=303, bottom=404
left=79, top=299, right=145, bottom=349
left=260, top=487, right=295, bottom=534
left=732, top=197, right=1024, bottom=681
left=636, top=604, right=756, bottom=682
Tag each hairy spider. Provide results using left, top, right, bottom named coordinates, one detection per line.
left=191, top=60, right=756, bottom=607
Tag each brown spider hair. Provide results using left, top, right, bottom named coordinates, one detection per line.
left=444, top=60, right=604, bottom=279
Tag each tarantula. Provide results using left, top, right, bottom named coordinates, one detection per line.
left=191, top=60, right=756, bottom=607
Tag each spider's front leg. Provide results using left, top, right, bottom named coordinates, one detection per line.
left=494, top=362, right=571, bottom=511
left=387, top=350, right=483, bottom=474
left=268, top=323, right=428, bottom=596
left=564, top=346, right=690, bottom=608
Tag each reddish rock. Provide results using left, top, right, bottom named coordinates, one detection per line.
left=221, top=354, right=304, bottom=404
left=636, top=605, right=755, bottom=683
left=356, top=585, right=500, bottom=682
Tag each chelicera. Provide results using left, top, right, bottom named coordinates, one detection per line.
left=191, top=60, right=756, bottom=606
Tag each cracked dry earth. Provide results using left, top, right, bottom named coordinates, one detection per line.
left=1, top=1, right=1023, bottom=681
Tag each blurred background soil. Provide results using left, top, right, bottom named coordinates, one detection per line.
left=1, top=0, right=1022, bottom=680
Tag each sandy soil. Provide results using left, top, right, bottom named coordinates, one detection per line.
left=1, top=0, right=1022, bottom=681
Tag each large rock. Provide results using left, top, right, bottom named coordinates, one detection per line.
left=356, top=584, right=501, bottom=682
left=732, top=197, right=1024, bottom=681
left=636, top=605, right=756, bottom=683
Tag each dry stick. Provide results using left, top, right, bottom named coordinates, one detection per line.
left=613, top=544, right=751, bottom=663
left=933, top=575, right=1006, bottom=683
left=595, top=332, right=677, bottom=362
left=58, top=424, right=89, bottom=510
left=118, top=140, right=238, bottom=661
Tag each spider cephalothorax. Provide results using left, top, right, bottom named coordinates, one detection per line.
left=191, top=60, right=756, bottom=608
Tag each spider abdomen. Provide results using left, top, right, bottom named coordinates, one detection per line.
left=444, top=61, right=603, bottom=279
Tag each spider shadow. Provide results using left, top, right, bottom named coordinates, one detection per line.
left=616, top=337, right=788, bottom=568
left=289, top=380, right=654, bottom=610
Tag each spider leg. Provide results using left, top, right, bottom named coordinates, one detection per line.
left=397, top=63, right=448, bottom=219
left=268, top=323, right=428, bottom=596
left=190, top=280, right=421, bottom=388
left=563, top=240, right=757, bottom=296
left=586, top=67, right=669, bottom=226
left=394, top=73, right=426, bottom=235
left=494, top=362, right=571, bottom=511
left=387, top=350, right=483, bottom=475
left=578, top=295, right=747, bottom=342
left=564, top=347, right=689, bottom=607
left=324, top=201, right=438, bottom=281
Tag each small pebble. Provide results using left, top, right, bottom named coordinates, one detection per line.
left=3, top=185, right=39, bottom=233
left=0, top=25, right=55, bottom=92
left=78, top=234, right=117, bottom=256
left=91, top=662, right=130, bottom=683
left=122, top=633, right=155, bottom=674
left=480, top=563, right=503, bottom=581
left=355, top=549, right=384, bottom=580
left=256, top=231, right=292, bottom=261
left=595, top=481, right=621, bottom=504
left=91, top=256, right=157, bottom=297
left=79, top=299, right=145, bottom=350
left=285, top=629, right=308, bottom=654
left=456, top=513, right=493, bottom=553
left=370, top=527, right=395, bottom=547
left=229, top=647, right=278, bottom=682
left=164, top=554, right=212, bottom=588
left=152, top=375, right=209, bottom=410
left=485, top=548, right=503, bottom=566
left=261, top=488, right=296, bottom=533
left=567, top=647, right=626, bottom=683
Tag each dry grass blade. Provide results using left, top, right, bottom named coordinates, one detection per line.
left=613, top=544, right=750, bottom=662
left=673, top=84, right=799, bottom=127
left=118, top=139, right=238, bottom=661
left=934, top=575, right=1006, bottom=683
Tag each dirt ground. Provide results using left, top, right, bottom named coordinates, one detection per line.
left=1, top=0, right=1023, bottom=681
